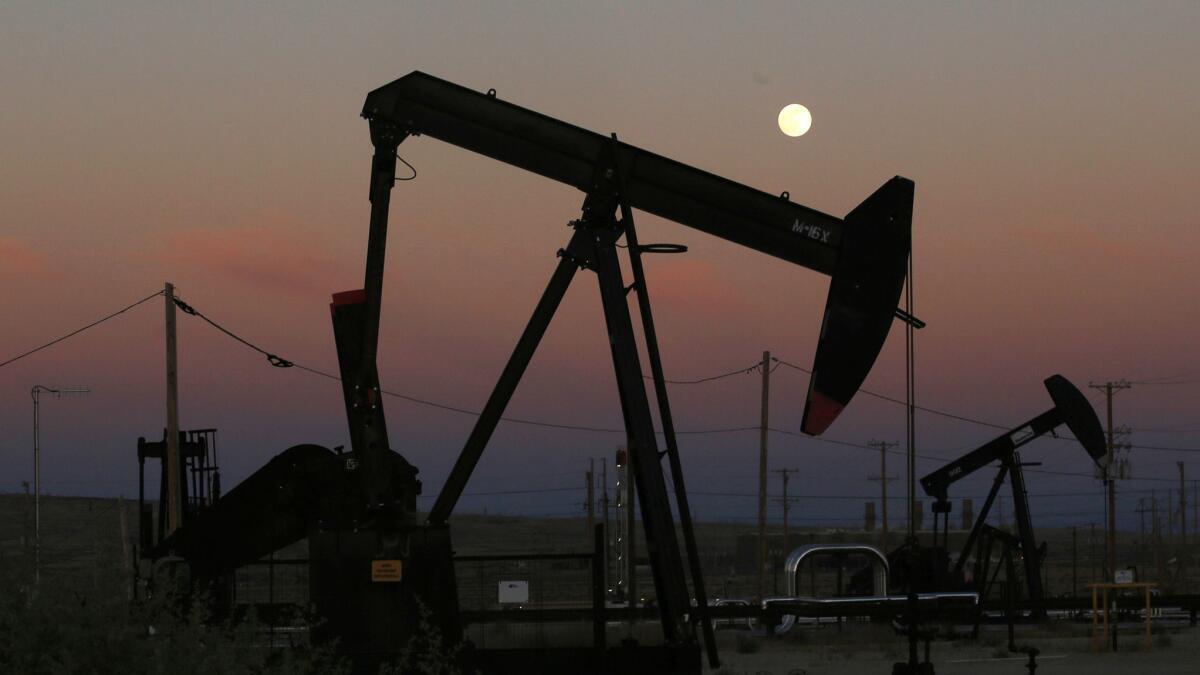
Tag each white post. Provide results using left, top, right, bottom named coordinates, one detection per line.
left=30, top=384, right=88, bottom=584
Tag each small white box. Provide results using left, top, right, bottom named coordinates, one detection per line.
left=1114, top=569, right=1135, bottom=584
left=498, top=580, right=529, bottom=604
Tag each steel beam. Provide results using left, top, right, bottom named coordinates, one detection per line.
left=428, top=230, right=586, bottom=524
left=588, top=217, right=692, bottom=643
left=614, top=142, right=718, bottom=665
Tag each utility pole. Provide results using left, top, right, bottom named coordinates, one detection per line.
left=868, top=440, right=899, bottom=549
left=118, top=496, right=131, bottom=599
left=586, top=459, right=595, bottom=536
left=601, top=457, right=610, bottom=568
left=165, top=282, right=183, bottom=536
left=1089, top=523, right=1097, bottom=583
left=20, top=481, right=30, bottom=550
left=1136, top=498, right=1149, bottom=544
left=1152, top=492, right=1161, bottom=577
left=1089, top=380, right=1130, bottom=581
left=1179, top=463, right=1187, bottom=546
left=770, top=467, right=798, bottom=597
left=902, top=249, right=917, bottom=542
left=1071, top=525, right=1078, bottom=598
left=757, top=350, right=770, bottom=602
left=772, top=468, right=799, bottom=551
left=31, top=384, right=89, bottom=585
left=1168, top=488, right=1175, bottom=542
left=32, top=387, right=45, bottom=584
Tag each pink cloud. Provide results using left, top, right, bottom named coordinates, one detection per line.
left=1011, top=222, right=1179, bottom=267
left=0, top=237, right=49, bottom=279
left=642, top=256, right=741, bottom=313
left=158, top=225, right=349, bottom=295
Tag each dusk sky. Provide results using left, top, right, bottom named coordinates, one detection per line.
left=2, top=2, right=1198, bottom=530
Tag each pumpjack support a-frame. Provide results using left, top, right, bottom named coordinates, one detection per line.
left=426, top=142, right=710, bottom=652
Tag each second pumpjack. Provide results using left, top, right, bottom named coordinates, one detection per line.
left=878, top=375, right=1106, bottom=606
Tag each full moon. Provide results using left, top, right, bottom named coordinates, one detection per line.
left=778, top=103, right=812, bottom=137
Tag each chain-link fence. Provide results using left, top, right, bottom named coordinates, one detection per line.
left=455, top=551, right=604, bottom=650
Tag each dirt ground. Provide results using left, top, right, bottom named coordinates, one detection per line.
left=6, top=494, right=1198, bottom=674
left=705, top=622, right=1200, bottom=675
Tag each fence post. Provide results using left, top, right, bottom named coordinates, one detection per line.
left=593, top=523, right=607, bottom=654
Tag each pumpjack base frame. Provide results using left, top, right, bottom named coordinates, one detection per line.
left=308, top=524, right=461, bottom=668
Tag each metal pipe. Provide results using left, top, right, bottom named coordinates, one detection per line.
left=767, top=592, right=980, bottom=607
left=784, top=543, right=890, bottom=597
left=762, top=590, right=978, bottom=635
left=760, top=543, right=894, bottom=634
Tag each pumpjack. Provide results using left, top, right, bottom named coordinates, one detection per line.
left=140, top=72, right=915, bottom=674
left=893, top=375, right=1107, bottom=607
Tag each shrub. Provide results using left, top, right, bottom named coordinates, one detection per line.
left=378, top=600, right=470, bottom=675
left=0, top=553, right=348, bottom=675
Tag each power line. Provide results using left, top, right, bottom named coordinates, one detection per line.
left=772, top=357, right=1200, bottom=465
left=765, top=426, right=1187, bottom=484
left=687, top=489, right=1121, bottom=501
left=771, top=359, right=1200, bottom=453
left=174, top=297, right=760, bottom=436
left=0, top=290, right=163, bottom=370
left=772, top=357, right=1008, bottom=430
left=416, top=486, right=582, bottom=499
left=172, top=298, right=1198, bottom=484
left=768, top=425, right=937, bottom=457
left=649, top=363, right=763, bottom=385
left=170, top=296, right=1166, bottom=452
left=179, top=300, right=1113, bottom=483
left=172, top=298, right=295, bottom=368
left=1127, top=370, right=1200, bottom=385
left=7, top=290, right=1188, bottom=454
left=1128, top=443, right=1200, bottom=454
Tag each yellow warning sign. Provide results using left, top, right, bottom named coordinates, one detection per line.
left=371, top=559, right=403, bottom=582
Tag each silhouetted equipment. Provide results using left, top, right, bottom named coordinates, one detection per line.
left=365, top=71, right=911, bottom=671
left=142, top=71, right=914, bottom=674
left=137, top=428, right=220, bottom=554
left=361, top=72, right=914, bottom=436
left=917, top=374, right=1106, bottom=606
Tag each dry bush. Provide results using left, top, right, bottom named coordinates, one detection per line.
left=0, top=552, right=347, bottom=675
left=378, top=600, right=471, bottom=675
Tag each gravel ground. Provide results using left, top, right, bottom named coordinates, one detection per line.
left=705, top=622, right=1200, bottom=675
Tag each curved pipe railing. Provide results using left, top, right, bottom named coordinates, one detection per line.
left=771, top=543, right=890, bottom=635
left=785, top=543, right=891, bottom=597
left=723, top=544, right=979, bottom=635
